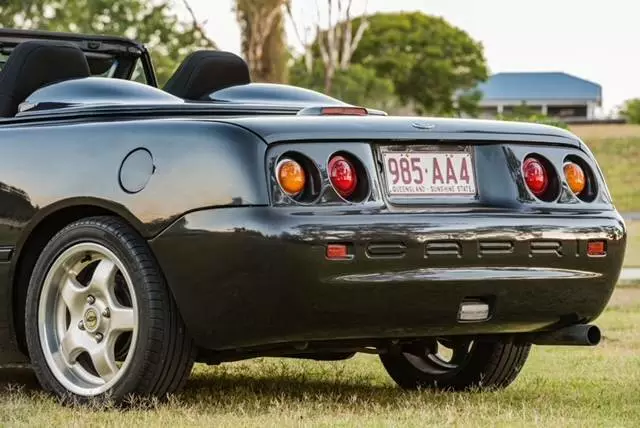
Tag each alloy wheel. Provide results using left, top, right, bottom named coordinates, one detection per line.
left=37, top=242, right=138, bottom=396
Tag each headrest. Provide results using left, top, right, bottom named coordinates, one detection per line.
left=0, top=40, right=90, bottom=117
left=163, top=50, right=251, bottom=100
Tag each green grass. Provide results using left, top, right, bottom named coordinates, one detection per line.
left=1, top=286, right=639, bottom=427
left=570, top=125, right=640, bottom=213
left=626, top=220, right=640, bottom=267
left=569, top=125, right=639, bottom=267
left=587, top=137, right=640, bottom=213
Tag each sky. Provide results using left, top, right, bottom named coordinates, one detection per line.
left=186, top=0, right=640, bottom=115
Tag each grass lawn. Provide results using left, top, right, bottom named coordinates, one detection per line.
left=569, top=125, right=639, bottom=267
left=626, top=220, right=640, bottom=267
left=1, top=285, right=639, bottom=427
left=570, top=124, right=640, bottom=213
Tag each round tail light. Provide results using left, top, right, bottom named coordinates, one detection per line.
left=523, top=157, right=548, bottom=196
left=276, top=159, right=306, bottom=196
left=328, top=155, right=358, bottom=198
left=563, top=162, right=586, bottom=195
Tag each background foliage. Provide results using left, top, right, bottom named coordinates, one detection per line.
left=0, top=0, right=215, bottom=85
left=349, top=12, right=488, bottom=116
left=621, top=98, right=640, bottom=124
left=288, top=10, right=489, bottom=116
left=497, top=103, right=569, bottom=129
left=289, top=62, right=398, bottom=111
left=0, top=1, right=491, bottom=114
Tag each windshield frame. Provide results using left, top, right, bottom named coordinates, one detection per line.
left=0, top=28, right=157, bottom=87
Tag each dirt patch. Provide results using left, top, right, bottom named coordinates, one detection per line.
left=570, top=124, right=640, bottom=140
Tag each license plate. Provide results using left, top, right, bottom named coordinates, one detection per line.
left=382, top=150, right=476, bottom=196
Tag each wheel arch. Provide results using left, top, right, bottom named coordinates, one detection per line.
left=10, top=198, right=146, bottom=354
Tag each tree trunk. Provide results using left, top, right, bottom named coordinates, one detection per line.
left=324, top=65, right=335, bottom=94
left=236, top=0, right=288, bottom=83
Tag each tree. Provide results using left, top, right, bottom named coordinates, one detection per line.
left=0, top=0, right=216, bottom=85
left=350, top=12, right=488, bottom=116
left=621, top=98, right=640, bottom=124
left=290, top=62, right=397, bottom=110
left=495, top=103, right=567, bottom=129
left=288, top=0, right=369, bottom=93
left=235, top=0, right=288, bottom=83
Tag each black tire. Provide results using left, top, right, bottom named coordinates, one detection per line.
left=25, top=216, right=195, bottom=403
left=380, top=338, right=531, bottom=391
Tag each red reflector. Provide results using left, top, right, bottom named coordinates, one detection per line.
left=321, top=107, right=368, bottom=116
left=326, top=244, right=350, bottom=259
left=587, top=240, right=606, bottom=256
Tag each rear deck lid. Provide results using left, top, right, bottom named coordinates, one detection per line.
left=223, top=116, right=581, bottom=147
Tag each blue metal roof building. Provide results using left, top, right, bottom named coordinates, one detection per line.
left=475, top=72, right=602, bottom=120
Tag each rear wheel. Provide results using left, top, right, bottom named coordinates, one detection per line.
left=25, top=216, right=195, bottom=402
left=380, top=337, right=530, bottom=391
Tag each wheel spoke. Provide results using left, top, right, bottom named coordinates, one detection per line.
left=89, top=344, right=119, bottom=382
left=60, top=276, right=86, bottom=315
left=110, top=306, right=135, bottom=332
left=429, top=340, right=439, bottom=357
left=450, top=341, right=473, bottom=365
left=88, top=258, right=117, bottom=296
left=59, top=328, right=92, bottom=365
left=61, top=261, right=80, bottom=279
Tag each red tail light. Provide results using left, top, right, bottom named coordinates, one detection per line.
left=523, top=157, right=548, bottom=196
left=328, top=155, right=358, bottom=198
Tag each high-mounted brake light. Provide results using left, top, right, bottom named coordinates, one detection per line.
left=523, top=157, right=548, bottom=197
left=328, top=155, right=358, bottom=198
left=563, top=162, right=586, bottom=195
left=321, top=107, right=368, bottom=116
left=276, top=159, right=306, bottom=196
left=298, top=106, right=385, bottom=116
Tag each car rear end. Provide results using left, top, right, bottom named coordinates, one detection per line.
left=152, top=116, right=626, bottom=352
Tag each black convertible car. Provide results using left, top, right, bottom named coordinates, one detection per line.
left=0, top=29, right=626, bottom=402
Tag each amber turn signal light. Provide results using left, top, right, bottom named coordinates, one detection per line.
left=277, top=159, right=306, bottom=196
left=563, top=162, right=586, bottom=195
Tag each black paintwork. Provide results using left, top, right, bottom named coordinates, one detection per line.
left=17, top=78, right=356, bottom=116
left=0, top=74, right=626, bottom=363
left=226, top=116, right=583, bottom=145
left=151, top=207, right=624, bottom=351
left=21, top=78, right=183, bottom=113
left=207, top=83, right=348, bottom=106
left=0, top=117, right=269, bottom=361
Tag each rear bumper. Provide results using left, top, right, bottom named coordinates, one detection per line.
left=150, top=207, right=626, bottom=351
